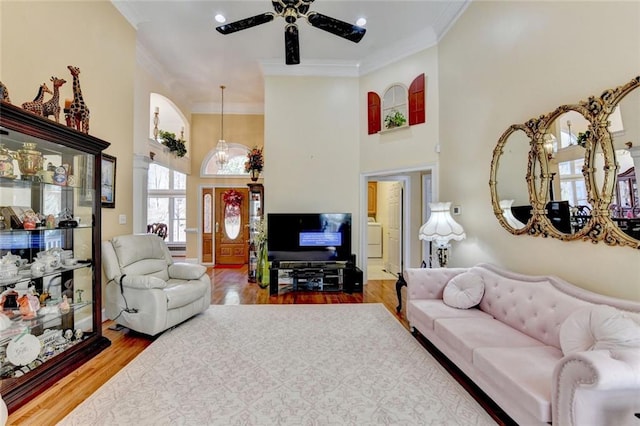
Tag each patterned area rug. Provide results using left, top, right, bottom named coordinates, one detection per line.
left=60, top=304, right=496, bottom=425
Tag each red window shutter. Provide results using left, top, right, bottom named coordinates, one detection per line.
left=408, top=74, right=426, bottom=125
left=367, top=91, right=381, bottom=134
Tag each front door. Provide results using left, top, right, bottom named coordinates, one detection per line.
left=214, top=187, right=249, bottom=265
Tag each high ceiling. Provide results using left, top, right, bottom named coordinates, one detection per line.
left=113, top=1, right=469, bottom=113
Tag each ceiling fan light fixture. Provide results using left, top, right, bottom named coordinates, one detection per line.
left=356, top=17, right=367, bottom=27
left=215, top=14, right=226, bottom=23
left=215, top=0, right=366, bottom=65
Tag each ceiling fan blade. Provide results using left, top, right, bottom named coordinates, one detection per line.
left=285, top=24, right=300, bottom=65
left=216, top=12, right=275, bottom=35
left=306, top=12, right=366, bottom=43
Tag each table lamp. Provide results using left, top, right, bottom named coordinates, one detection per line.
left=419, top=202, right=466, bottom=267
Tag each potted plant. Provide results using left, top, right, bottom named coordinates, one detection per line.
left=384, top=110, right=407, bottom=129
left=244, top=146, right=264, bottom=181
left=158, top=130, right=187, bottom=158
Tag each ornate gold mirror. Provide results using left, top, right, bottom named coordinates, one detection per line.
left=601, top=78, right=640, bottom=245
left=490, top=76, right=640, bottom=249
left=490, top=125, right=533, bottom=233
left=538, top=105, right=592, bottom=239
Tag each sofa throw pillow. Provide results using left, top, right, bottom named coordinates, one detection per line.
left=559, top=304, right=640, bottom=355
left=442, top=272, right=485, bottom=309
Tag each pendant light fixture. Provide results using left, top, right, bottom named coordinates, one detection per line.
left=215, top=85, right=229, bottom=169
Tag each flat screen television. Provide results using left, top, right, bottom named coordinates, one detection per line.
left=267, top=213, right=352, bottom=262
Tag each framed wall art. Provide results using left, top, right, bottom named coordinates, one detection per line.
left=101, top=153, right=116, bottom=208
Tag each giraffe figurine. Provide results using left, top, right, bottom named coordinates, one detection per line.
left=42, top=76, right=67, bottom=123
left=0, top=81, right=11, bottom=103
left=67, top=65, right=90, bottom=133
left=21, top=83, right=52, bottom=116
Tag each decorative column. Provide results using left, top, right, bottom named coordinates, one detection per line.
left=133, top=154, right=152, bottom=234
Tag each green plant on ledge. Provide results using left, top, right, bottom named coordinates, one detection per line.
left=384, top=110, right=407, bottom=129
left=158, top=130, right=187, bottom=158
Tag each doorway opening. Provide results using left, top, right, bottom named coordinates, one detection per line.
left=361, top=166, right=436, bottom=283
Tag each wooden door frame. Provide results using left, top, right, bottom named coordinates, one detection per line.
left=214, top=186, right=249, bottom=265
left=198, top=183, right=250, bottom=266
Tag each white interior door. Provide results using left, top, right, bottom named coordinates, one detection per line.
left=385, top=182, right=403, bottom=275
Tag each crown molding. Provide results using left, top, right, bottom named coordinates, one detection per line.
left=435, top=0, right=472, bottom=42
left=260, top=59, right=361, bottom=78
left=358, top=26, right=438, bottom=76
left=111, top=0, right=143, bottom=29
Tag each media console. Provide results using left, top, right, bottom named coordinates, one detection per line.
left=269, top=260, right=363, bottom=295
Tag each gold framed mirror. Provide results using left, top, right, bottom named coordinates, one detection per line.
left=490, top=124, right=535, bottom=234
left=490, top=76, right=640, bottom=249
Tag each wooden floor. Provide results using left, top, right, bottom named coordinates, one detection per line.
left=7, top=265, right=407, bottom=425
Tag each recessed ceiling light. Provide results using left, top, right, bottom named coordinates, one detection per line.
left=215, top=14, right=226, bottom=23
left=356, top=17, right=367, bottom=27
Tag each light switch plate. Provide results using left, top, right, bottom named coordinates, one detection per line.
left=452, top=205, right=461, bottom=215
left=119, top=214, right=127, bottom=224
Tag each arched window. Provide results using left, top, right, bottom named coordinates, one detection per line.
left=382, top=84, right=408, bottom=130
left=201, top=143, right=251, bottom=176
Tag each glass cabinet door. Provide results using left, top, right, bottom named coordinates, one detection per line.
left=0, top=128, right=95, bottom=379
left=247, top=183, right=263, bottom=283
left=0, top=101, right=110, bottom=411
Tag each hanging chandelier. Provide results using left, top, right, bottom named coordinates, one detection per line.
left=215, top=85, right=229, bottom=169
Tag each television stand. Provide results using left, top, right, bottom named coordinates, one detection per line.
left=269, top=260, right=362, bottom=295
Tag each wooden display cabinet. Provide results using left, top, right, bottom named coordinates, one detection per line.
left=0, top=102, right=111, bottom=412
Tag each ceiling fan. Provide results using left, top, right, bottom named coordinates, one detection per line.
left=215, top=0, right=366, bottom=65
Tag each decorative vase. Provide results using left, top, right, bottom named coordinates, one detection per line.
left=257, top=242, right=269, bottom=289
left=15, top=142, right=43, bottom=178
left=250, top=169, right=260, bottom=182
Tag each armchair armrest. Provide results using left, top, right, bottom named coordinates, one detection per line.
left=118, top=275, right=167, bottom=290
left=405, top=267, right=467, bottom=300
left=553, top=348, right=640, bottom=426
left=168, top=263, right=206, bottom=281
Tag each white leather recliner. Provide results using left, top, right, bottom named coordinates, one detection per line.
left=0, top=394, right=7, bottom=425
left=102, top=234, right=211, bottom=336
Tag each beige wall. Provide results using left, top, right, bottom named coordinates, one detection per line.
left=1, top=1, right=136, bottom=300
left=264, top=76, right=361, bottom=259
left=359, top=47, right=440, bottom=173
left=1, top=1, right=135, bottom=242
left=439, top=1, right=640, bottom=300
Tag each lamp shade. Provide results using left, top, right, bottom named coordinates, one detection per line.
left=419, top=202, right=466, bottom=247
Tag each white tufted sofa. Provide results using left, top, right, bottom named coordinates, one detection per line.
left=405, top=263, right=640, bottom=426
left=102, top=234, right=211, bottom=336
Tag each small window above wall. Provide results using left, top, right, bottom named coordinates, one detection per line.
left=383, top=84, right=408, bottom=130
left=367, top=73, right=426, bottom=134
